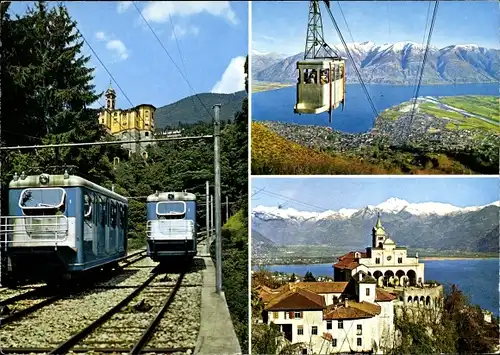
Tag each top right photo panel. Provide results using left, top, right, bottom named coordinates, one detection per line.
left=251, top=1, right=499, bottom=175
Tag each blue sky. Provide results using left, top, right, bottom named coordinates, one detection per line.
left=9, top=1, right=248, bottom=109
left=251, top=177, right=499, bottom=211
left=252, top=1, right=500, bottom=55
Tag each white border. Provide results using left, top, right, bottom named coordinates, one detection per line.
left=247, top=0, right=253, bottom=353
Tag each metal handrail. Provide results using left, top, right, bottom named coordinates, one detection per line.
left=146, top=219, right=195, bottom=238
left=0, top=215, right=69, bottom=243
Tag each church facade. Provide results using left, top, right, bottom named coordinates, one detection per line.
left=333, top=214, right=425, bottom=288
left=98, top=86, right=156, bottom=156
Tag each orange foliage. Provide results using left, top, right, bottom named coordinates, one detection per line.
left=251, top=122, right=395, bottom=175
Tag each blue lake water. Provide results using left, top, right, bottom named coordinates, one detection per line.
left=255, top=259, right=499, bottom=316
left=252, top=83, right=499, bottom=133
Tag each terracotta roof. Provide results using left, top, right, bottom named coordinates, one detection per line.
left=349, top=301, right=381, bottom=316
left=293, top=282, right=348, bottom=294
left=256, top=285, right=285, bottom=304
left=333, top=251, right=367, bottom=270
left=265, top=287, right=326, bottom=311
left=376, top=288, right=397, bottom=302
left=323, top=300, right=380, bottom=320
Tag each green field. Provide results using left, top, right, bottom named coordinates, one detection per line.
left=438, top=95, right=499, bottom=123
left=419, top=100, right=500, bottom=133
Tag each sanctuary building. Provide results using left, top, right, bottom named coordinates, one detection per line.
left=256, top=215, right=443, bottom=354
left=98, top=86, right=156, bottom=156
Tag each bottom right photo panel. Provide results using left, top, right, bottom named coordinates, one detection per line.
left=251, top=176, right=499, bottom=355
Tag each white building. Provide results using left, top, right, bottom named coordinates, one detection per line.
left=257, top=215, right=443, bottom=354
left=259, top=275, right=396, bottom=354
left=333, top=214, right=425, bottom=287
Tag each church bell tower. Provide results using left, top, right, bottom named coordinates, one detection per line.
left=372, top=213, right=387, bottom=248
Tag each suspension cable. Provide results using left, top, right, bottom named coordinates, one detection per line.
left=406, top=1, right=439, bottom=139
left=132, top=1, right=215, bottom=122
left=323, top=3, right=379, bottom=120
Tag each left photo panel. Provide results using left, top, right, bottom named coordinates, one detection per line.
left=0, top=1, right=248, bottom=354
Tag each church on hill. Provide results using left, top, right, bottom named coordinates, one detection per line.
left=98, top=85, right=156, bottom=157
left=256, top=215, right=444, bottom=354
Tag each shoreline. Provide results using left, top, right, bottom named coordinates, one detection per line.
left=253, top=256, right=499, bottom=267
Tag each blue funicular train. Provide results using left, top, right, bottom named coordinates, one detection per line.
left=146, top=191, right=197, bottom=262
left=4, top=171, right=128, bottom=284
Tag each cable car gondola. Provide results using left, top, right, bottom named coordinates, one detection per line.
left=294, top=0, right=346, bottom=123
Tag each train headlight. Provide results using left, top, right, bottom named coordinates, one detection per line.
left=39, top=174, right=49, bottom=185
left=168, top=193, right=174, bottom=200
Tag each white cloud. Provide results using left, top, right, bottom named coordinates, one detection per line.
left=95, top=31, right=107, bottom=41
left=106, top=40, right=129, bottom=61
left=95, top=31, right=130, bottom=62
left=117, top=1, right=133, bottom=14
left=142, top=1, right=238, bottom=25
left=170, top=24, right=199, bottom=40
left=211, top=56, right=246, bottom=94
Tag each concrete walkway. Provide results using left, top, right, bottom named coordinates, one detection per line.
left=194, top=255, right=242, bottom=355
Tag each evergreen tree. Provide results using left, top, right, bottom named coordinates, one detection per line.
left=290, top=273, right=297, bottom=282
left=303, top=271, right=316, bottom=282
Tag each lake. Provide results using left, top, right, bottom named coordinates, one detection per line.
left=255, top=259, right=499, bottom=316
left=252, top=83, right=499, bottom=133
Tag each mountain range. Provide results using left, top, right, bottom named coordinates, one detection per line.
left=252, top=197, right=500, bottom=253
left=154, top=91, right=246, bottom=129
left=252, top=42, right=500, bottom=85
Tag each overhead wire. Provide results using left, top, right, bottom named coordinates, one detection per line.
left=168, top=13, right=199, bottom=114
left=406, top=1, right=439, bottom=140
left=252, top=188, right=332, bottom=212
left=323, top=3, right=379, bottom=120
left=132, top=1, right=215, bottom=121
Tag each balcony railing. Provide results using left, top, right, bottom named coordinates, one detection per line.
left=0, top=215, right=69, bottom=243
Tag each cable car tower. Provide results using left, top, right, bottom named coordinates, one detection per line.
left=294, top=0, right=346, bottom=123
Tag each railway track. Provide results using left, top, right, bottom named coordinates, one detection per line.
left=0, top=255, right=204, bottom=354
left=0, top=250, right=147, bottom=328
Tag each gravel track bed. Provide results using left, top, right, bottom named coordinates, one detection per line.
left=0, top=286, right=41, bottom=302
left=80, top=279, right=180, bottom=348
left=0, top=259, right=159, bottom=348
left=147, top=286, right=202, bottom=349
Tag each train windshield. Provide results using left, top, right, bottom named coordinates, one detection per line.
left=19, top=188, right=66, bottom=213
left=156, top=201, right=186, bottom=218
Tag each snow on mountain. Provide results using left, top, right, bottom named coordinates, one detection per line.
left=252, top=198, right=500, bottom=220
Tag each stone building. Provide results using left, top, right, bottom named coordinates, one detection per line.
left=98, top=86, right=156, bottom=157
left=256, top=215, right=444, bottom=354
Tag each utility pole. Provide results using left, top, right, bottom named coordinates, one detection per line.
left=205, top=181, right=210, bottom=255
left=210, top=194, right=214, bottom=245
left=226, top=196, right=229, bottom=223
left=213, top=103, right=222, bottom=294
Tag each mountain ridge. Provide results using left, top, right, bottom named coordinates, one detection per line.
left=252, top=199, right=500, bottom=253
left=154, top=91, right=246, bottom=129
left=252, top=41, right=500, bottom=84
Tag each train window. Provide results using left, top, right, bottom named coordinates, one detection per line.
left=19, top=188, right=66, bottom=215
left=99, top=197, right=107, bottom=226
left=19, top=188, right=65, bottom=209
left=121, top=205, right=127, bottom=227
left=157, top=201, right=186, bottom=216
left=110, top=202, right=117, bottom=227
left=84, top=193, right=92, bottom=219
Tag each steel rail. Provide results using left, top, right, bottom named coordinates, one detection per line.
left=48, top=271, right=160, bottom=355
left=129, top=270, right=187, bottom=354
left=0, top=347, right=194, bottom=353
left=0, top=294, right=63, bottom=327
left=0, top=250, right=146, bottom=327
left=0, top=285, right=50, bottom=307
